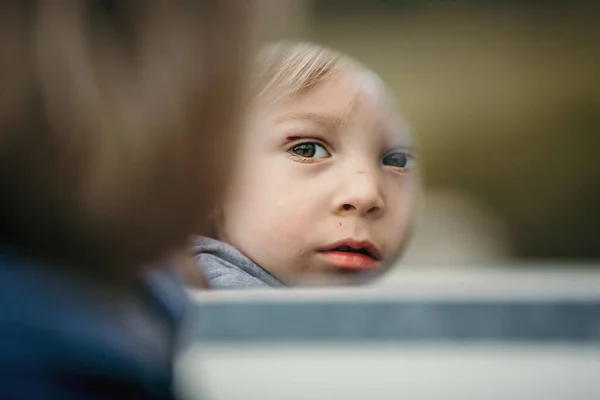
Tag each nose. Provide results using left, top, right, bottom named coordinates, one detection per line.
left=333, top=169, right=385, bottom=219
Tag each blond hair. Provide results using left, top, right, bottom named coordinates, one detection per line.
left=251, top=41, right=361, bottom=105
left=0, top=1, right=262, bottom=283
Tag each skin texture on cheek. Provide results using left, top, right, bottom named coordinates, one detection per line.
left=221, top=178, right=321, bottom=283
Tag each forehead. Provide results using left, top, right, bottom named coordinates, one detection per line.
left=264, top=69, right=410, bottom=141
left=289, top=69, right=390, bottom=118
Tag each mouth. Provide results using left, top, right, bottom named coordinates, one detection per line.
left=319, top=240, right=382, bottom=271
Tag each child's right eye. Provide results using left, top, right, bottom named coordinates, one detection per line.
left=290, top=142, right=330, bottom=159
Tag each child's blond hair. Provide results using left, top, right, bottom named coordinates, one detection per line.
left=251, top=41, right=361, bottom=106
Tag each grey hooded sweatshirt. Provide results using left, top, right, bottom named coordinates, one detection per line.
left=193, top=237, right=285, bottom=289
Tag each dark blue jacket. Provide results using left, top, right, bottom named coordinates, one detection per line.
left=0, top=250, right=188, bottom=399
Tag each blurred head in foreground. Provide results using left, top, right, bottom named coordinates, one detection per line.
left=0, top=2, right=303, bottom=399
left=0, top=1, right=268, bottom=284
left=196, top=41, right=419, bottom=288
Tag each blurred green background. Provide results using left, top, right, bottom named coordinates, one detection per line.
left=289, top=0, right=600, bottom=261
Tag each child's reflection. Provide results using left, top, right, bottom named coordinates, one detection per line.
left=195, top=42, right=419, bottom=288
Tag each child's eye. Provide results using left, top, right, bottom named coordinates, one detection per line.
left=290, top=142, right=330, bottom=159
left=382, top=151, right=415, bottom=170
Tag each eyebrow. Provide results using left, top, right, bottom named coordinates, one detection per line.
left=389, top=128, right=416, bottom=151
left=277, top=112, right=417, bottom=152
left=275, top=112, right=347, bottom=131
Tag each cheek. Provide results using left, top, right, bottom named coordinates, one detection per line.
left=223, top=191, right=317, bottom=280
left=222, top=173, right=317, bottom=251
left=252, top=197, right=316, bottom=245
left=384, top=180, right=417, bottom=244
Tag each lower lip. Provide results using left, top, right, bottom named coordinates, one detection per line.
left=319, top=251, right=379, bottom=270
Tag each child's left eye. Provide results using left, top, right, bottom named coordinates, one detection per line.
left=382, top=151, right=415, bottom=170
left=290, top=142, right=330, bottom=159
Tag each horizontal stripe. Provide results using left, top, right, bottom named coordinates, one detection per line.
left=183, top=299, right=600, bottom=343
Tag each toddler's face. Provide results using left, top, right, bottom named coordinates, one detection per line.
left=219, top=69, right=418, bottom=285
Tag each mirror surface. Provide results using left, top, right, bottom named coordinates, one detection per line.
left=193, top=41, right=421, bottom=288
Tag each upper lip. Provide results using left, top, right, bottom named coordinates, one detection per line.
left=321, top=239, right=383, bottom=261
